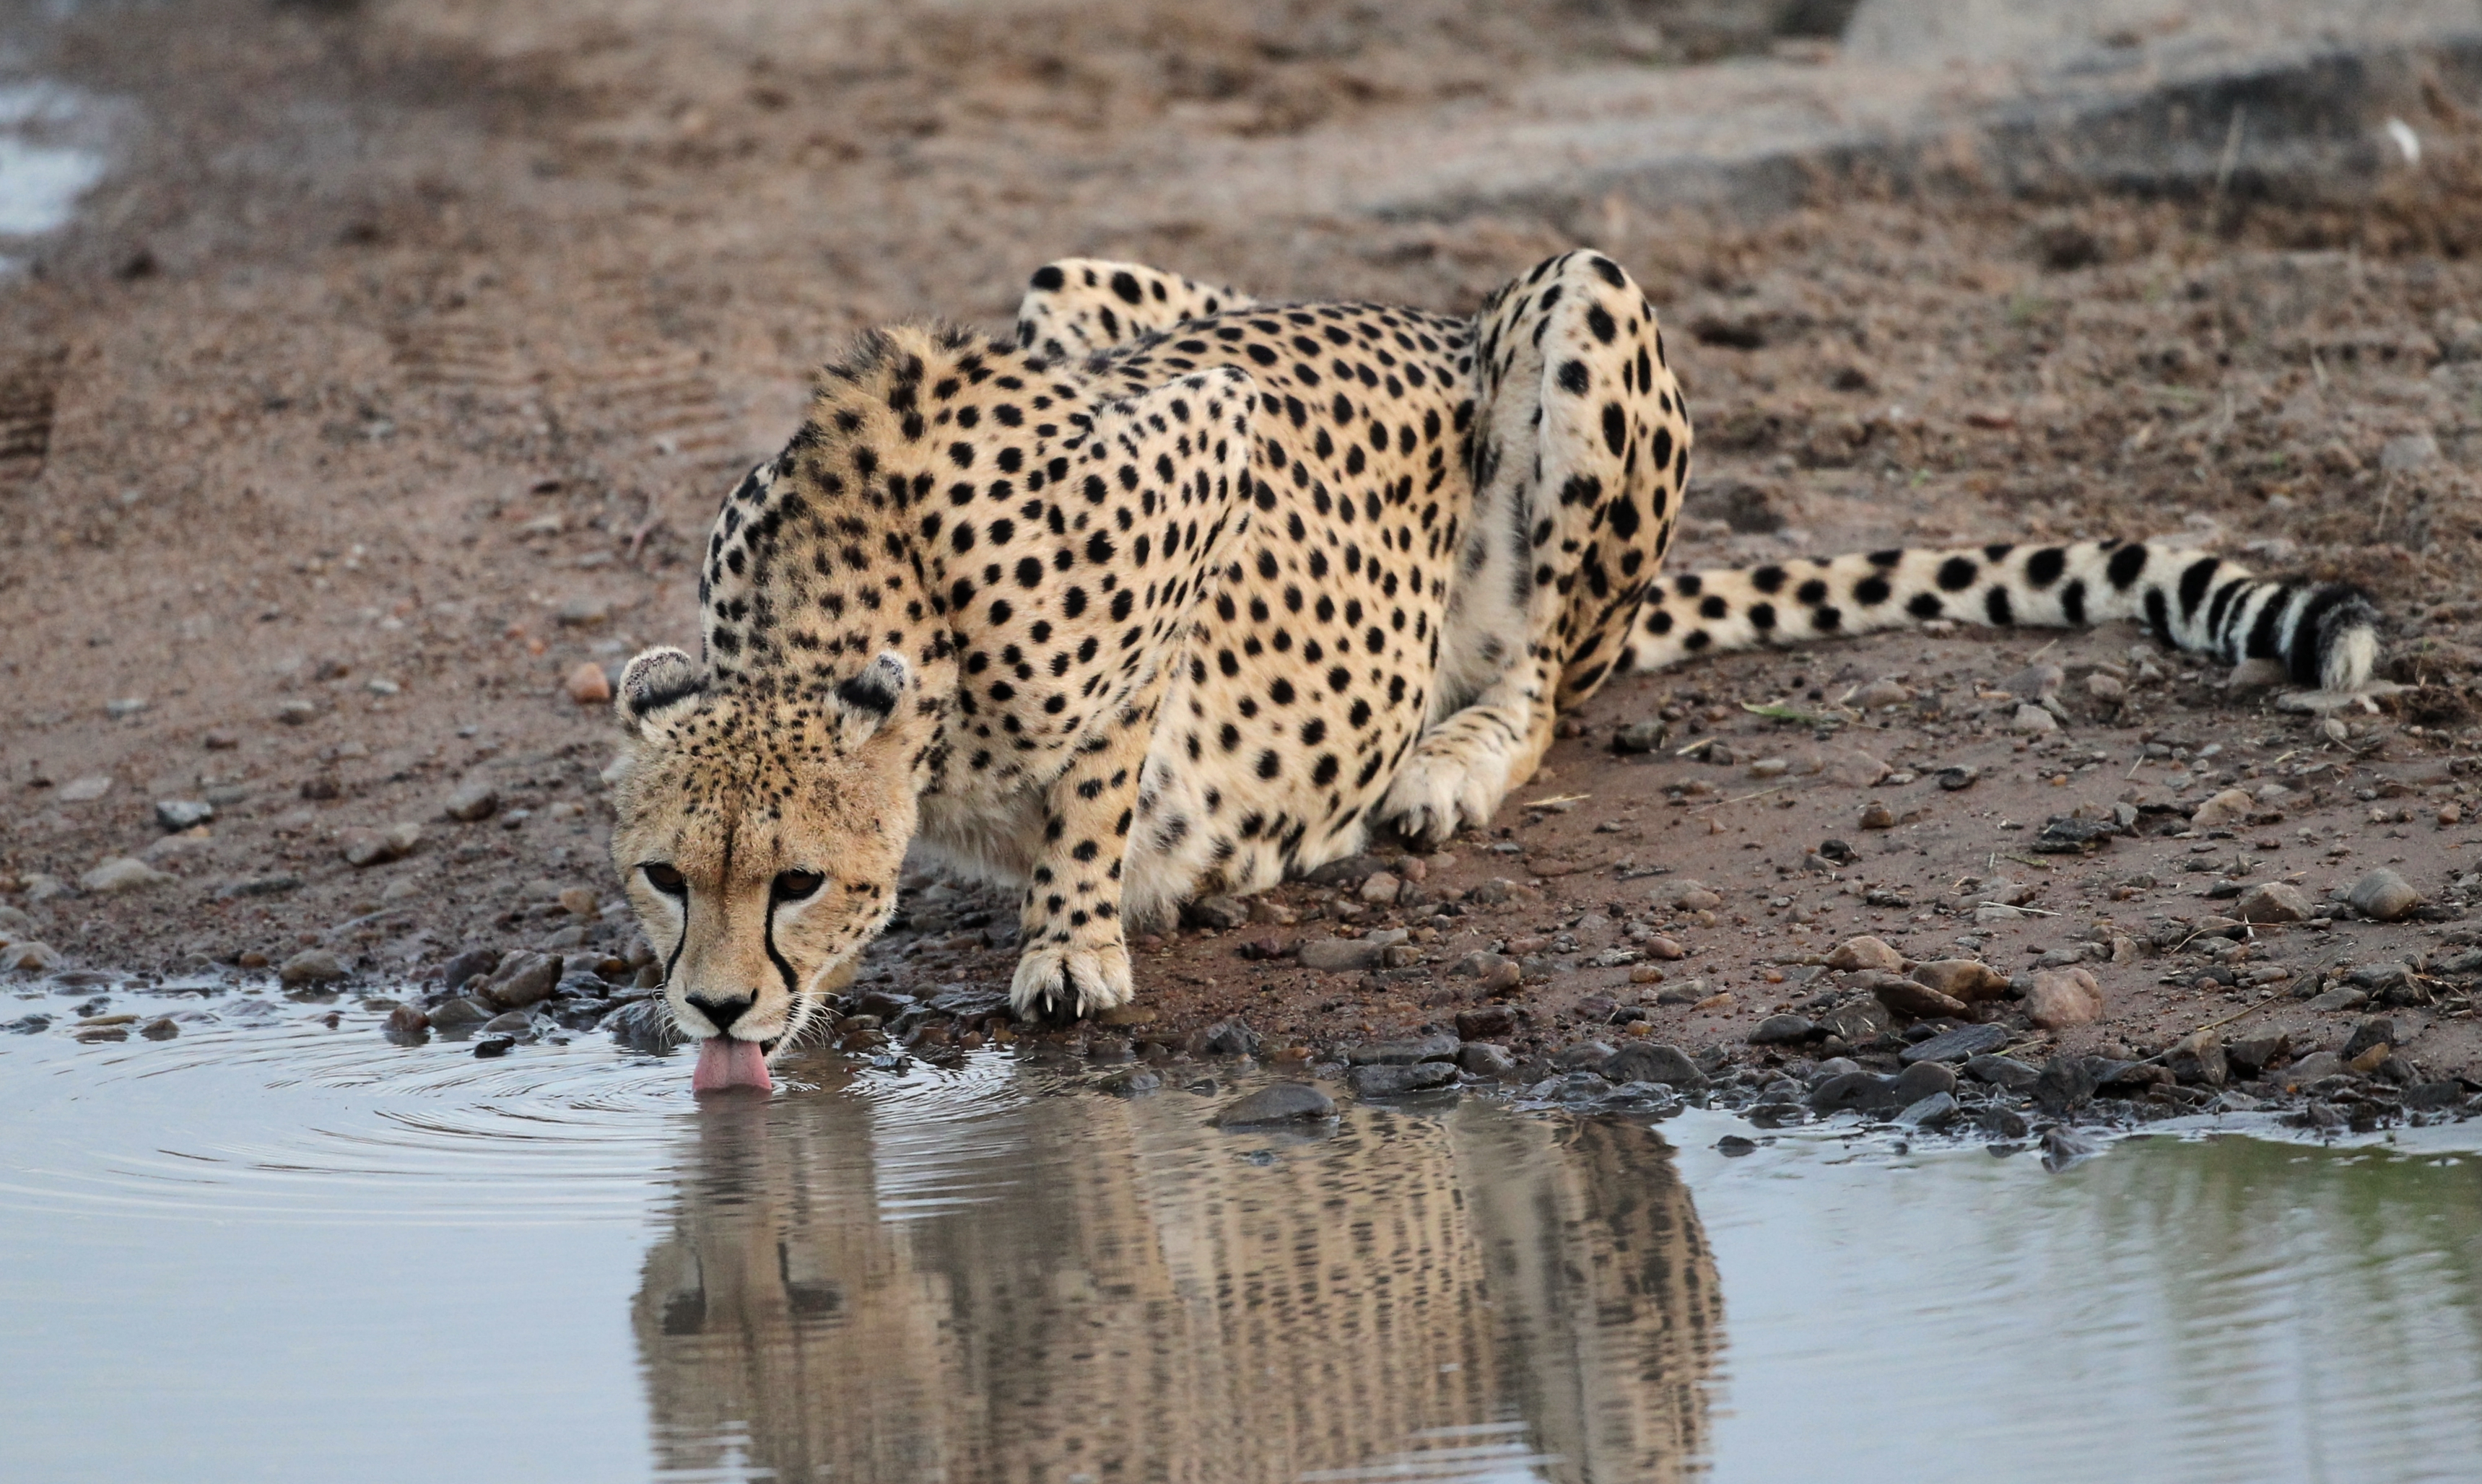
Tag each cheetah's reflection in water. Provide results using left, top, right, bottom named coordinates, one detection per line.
left=632, top=1062, right=1720, bottom=1483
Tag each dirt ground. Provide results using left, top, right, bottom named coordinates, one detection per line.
left=9, top=0, right=2482, bottom=1109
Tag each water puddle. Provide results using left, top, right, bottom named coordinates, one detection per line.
left=4, top=979, right=2480, bottom=1483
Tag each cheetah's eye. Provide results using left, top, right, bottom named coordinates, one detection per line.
left=642, top=863, right=687, bottom=897
left=772, top=870, right=826, bottom=903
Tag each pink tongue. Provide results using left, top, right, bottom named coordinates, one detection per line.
left=692, top=1036, right=774, bottom=1094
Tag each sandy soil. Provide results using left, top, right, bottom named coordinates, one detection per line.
left=6, top=0, right=2482, bottom=1109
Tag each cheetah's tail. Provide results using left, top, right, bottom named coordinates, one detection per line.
left=1616, top=538, right=2379, bottom=694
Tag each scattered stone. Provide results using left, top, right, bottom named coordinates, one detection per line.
left=2233, top=882, right=2312, bottom=925
left=1897, top=1091, right=1961, bottom=1128
left=558, top=886, right=600, bottom=918
left=385, top=1003, right=431, bottom=1035
left=2346, top=868, right=2421, bottom=922
left=1185, top=894, right=1250, bottom=930
left=479, top=951, right=562, bottom=1011
left=2041, top=1125, right=2103, bottom=1171
left=1826, top=935, right=1904, bottom=973
left=2011, top=704, right=2059, bottom=735
left=1642, top=935, right=1684, bottom=960
left=1458, top=1042, right=1519, bottom=1078
left=427, top=998, right=489, bottom=1029
left=1100, top=1068, right=1162, bottom=1097
left=1349, top=1032, right=1459, bottom=1065
left=565, top=661, right=614, bottom=704
left=1937, top=766, right=1978, bottom=791
left=1552, top=1040, right=1619, bottom=1070
left=2, top=941, right=64, bottom=972
left=1214, top=1081, right=1335, bottom=1127
left=1358, top=870, right=1403, bottom=904
left=1900, top=1023, right=2009, bottom=1065
left=276, top=699, right=318, bottom=725
left=1962, top=1053, right=2042, bottom=1092
left=1347, top=1060, right=1458, bottom=1096
left=2224, top=1031, right=2290, bottom=1078
left=2005, top=663, right=2065, bottom=700
left=2024, top=967, right=2105, bottom=1029
left=2306, top=987, right=2370, bottom=1013
left=1669, top=881, right=1723, bottom=912
left=0, top=905, right=32, bottom=940
left=1749, top=1013, right=1817, bottom=1045
left=139, top=1016, right=180, bottom=1041
left=1854, top=678, right=1912, bottom=709
left=80, top=857, right=170, bottom=895
left=1715, top=1133, right=1762, bottom=1156
left=1909, top=959, right=2012, bottom=1003
left=154, top=799, right=214, bottom=831
left=2167, top=1030, right=2229, bottom=1088
left=473, top=1035, right=517, bottom=1058
left=1603, top=1042, right=1707, bottom=1090
left=1299, top=938, right=1386, bottom=972
left=57, top=775, right=113, bottom=803
left=2406, top=1081, right=2465, bottom=1111
left=2086, top=673, right=2126, bottom=705
left=1816, top=997, right=1895, bottom=1043
left=1611, top=720, right=1668, bottom=754
left=2190, top=789, right=2256, bottom=829
left=341, top=822, right=423, bottom=868
left=1454, top=1005, right=1515, bottom=1040
left=1858, top=802, right=1897, bottom=830
left=1868, top=972, right=1967, bottom=1020
left=2343, top=1016, right=2400, bottom=1063
left=443, top=778, right=500, bottom=822
left=1189, top=1020, right=1261, bottom=1057
left=2286, top=1050, right=2348, bottom=1083
left=278, top=950, right=347, bottom=987
left=2034, top=1055, right=2101, bottom=1113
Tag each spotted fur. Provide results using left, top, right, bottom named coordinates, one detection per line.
left=610, top=250, right=2382, bottom=1055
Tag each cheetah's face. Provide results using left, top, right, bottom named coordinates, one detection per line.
left=607, top=647, right=918, bottom=1092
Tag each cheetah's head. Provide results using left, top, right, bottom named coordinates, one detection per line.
left=606, top=646, right=920, bottom=1093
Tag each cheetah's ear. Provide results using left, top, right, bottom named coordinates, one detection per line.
left=829, top=650, right=912, bottom=743
left=616, top=647, right=705, bottom=733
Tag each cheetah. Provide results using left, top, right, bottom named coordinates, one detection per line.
left=605, top=250, right=2382, bottom=1091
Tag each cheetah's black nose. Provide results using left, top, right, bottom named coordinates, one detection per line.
left=685, top=992, right=754, bottom=1036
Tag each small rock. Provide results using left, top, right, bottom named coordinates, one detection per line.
left=2343, top=1016, right=2400, bottom=1063
left=1853, top=678, right=1911, bottom=709
left=80, top=857, right=170, bottom=895
left=279, top=950, right=348, bottom=987
left=1749, top=1013, right=1818, bottom=1045
left=1896, top=1091, right=1961, bottom=1129
left=1553, top=1040, right=1619, bottom=1070
left=473, top=1035, right=518, bottom=1058
left=2167, top=1030, right=2229, bottom=1088
left=2041, top=1125, right=2103, bottom=1171
left=1936, top=766, right=1979, bottom=791
left=2233, top=882, right=2312, bottom=925
left=2286, top=1050, right=2348, bottom=1083
left=2024, top=967, right=2105, bottom=1029
left=139, top=1016, right=180, bottom=1041
left=1347, top=1060, right=1458, bottom=1096
left=1455, top=1005, right=1516, bottom=1040
left=154, top=799, right=215, bottom=832
left=2346, top=868, right=2421, bottom=922
left=1100, top=1068, right=1162, bottom=1097
left=443, top=779, right=500, bottom=822
left=1643, top=935, right=1684, bottom=960
left=2224, top=1031, right=2290, bottom=1078
left=341, top=822, right=423, bottom=868
left=1909, top=959, right=2011, bottom=1003
left=2086, top=673, right=2126, bottom=705
left=1458, top=1042, right=1520, bottom=1078
left=57, top=775, right=114, bottom=803
left=2381, top=432, right=2442, bottom=473
left=275, top=699, right=318, bottom=725
left=558, top=886, right=601, bottom=918
left=1214, top=1081, right=1336, bottom=1127
left=1349, top=1032, right=1459, bottom=1066
left=2190, top=789, right=2256, bottom=829
left=1715, top=1134, right=1761, bottom=1156
left=1868, top=973, right=1967, bottom=1020
left=2011, top=704, right=2058, bottom=734
left=566, top=662, right=614, bottom=705
left=2004, top=663, right=2065, bottom=700
left=2, top=940, right=64, bottom=972
left=1826, top=935, right=1904, bottom=973
left=479, top=951, right=562, bottom=1010
left=1816, top=998, right=1894, bottom=1043
left=1603, top=1042, right=1707, bottom=1090
left=426, top=998, right=489, bottom=1029
left=1962, top=1053, right=2042, bottom=1092
left=2405, top=1081, right=2464, bottom=1111
left=2034, top=1055, right=2101, bottom=1113
left=1190, top=1020, right=1262, bottom=1057
left=1185, top=894, right=1250, bottom=930
left=1358, top=870, right=1403, bottom=904
left=1670, top=881, right=1723, bottom=912
left=385, top=1003, right=431, bottom=1035
left=1858, top=802, right=1897, bottom=830
left=437, top=946, right=502, bottom=990
left=1299, top=938, right=1386, bottom=972
left=1611, top=719, right=1668, bottom=754
left=1900, top=1023, right=2009, bottom=1065
left=2306, top=987, right=2370, bottom=1013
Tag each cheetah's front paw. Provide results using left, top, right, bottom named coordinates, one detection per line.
left=1009, top=938, right=1135, bottom=1020
left=1377, top=742, right=1512, bottom=851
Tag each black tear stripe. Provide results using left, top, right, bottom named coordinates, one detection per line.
left=762, top=895, right=802, bottom=1011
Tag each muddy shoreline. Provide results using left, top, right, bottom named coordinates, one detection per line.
left=8, top=1, right=2482, bottom=1122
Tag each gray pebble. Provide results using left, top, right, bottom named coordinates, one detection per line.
left=1749, top=1013, right=1817, bottom=1046
left=1458, top=1042, right=1519, bottom=1078
left=1347, top=1061, right=1459, bottom=1097
left=1214, top=1081, right=1336, bottom=1127
left=1298, top=937, right=1385, bottom=972
left=1349, top=1031, right=1460, bottom=1066
left=1603, top=1041, right=1707, bottom=1091
left=278, top=950, right=347, bottom=987
left=154, top=799, right=214, bottom=832
left=1901, top=1023, right=2010, bottom=1065
left=2347, top=868, right=2421, bottom=922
